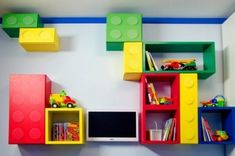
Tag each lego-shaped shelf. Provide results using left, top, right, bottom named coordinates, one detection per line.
left=141, top=73, right=179, bottom=109
left=2, top=13, right=43, bottom=38
left=140, top=73, right=180, bottom=144
left=19, top=28, right=60, bottom=52
left=9, top=74, right=51, bottom=144
left=45, top=108, right=84, bottom=144
left=142, top=110, right=180, bottom=144
left=143, top=42, right=215, bottom=79
left=198, top=107, right=235, bottom=144
left=106, top=13, right=142, bottom=51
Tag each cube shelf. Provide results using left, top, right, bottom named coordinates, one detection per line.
left=45, top=108, right=84, bottom=144
left=140, top=73, right=180, bottom=144
left=141, top=110, right=180, bottom=144
left=143, top=42, right=215, bottom=79
left=198, top=107, right=235, bottom=144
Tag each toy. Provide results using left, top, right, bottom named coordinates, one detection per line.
left=161, top=58, right=197, bottom=70
left=159, top=97, right=173, bottom=105
left=49, top=90, right=77, bottom=108
left=213, top=130, right=229, bottom=141
left=200, top=95, right=225, bottom=107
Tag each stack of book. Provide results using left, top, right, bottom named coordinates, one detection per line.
left=201, top=117, right=216, bottom=142
left=146, top=51, right=158, bottom=71
left=145, top=78, right=159, bottom=105
left=162, top=118, right=176, bottom=141
left=52, top=122, right=80, bottom=141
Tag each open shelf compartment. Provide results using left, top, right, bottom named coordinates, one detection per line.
left=143, top=42, right=215, bottom=79
left=141, top=73, right=179, bottom=110
left=141, top=110, right=180, bottom=144
left=198, top=107, right=235, bottom=144
left=45, top=108, right=84, bottom=144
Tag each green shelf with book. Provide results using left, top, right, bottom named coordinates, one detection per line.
left=143, top=42, right=215, bottom=79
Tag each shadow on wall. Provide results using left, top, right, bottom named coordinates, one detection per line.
left=18, top=143, right=103, bottom=156
left=145, top=144, right=224, bottom=156
left=60, top=36, right=75, bottom=52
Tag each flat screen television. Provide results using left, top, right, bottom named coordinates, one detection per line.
left=87, top=110, right=138, bottom=142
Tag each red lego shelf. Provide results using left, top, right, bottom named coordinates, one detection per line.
left=9, top=74, right=51, bottom=144
left=140, top=73, right=180, bottom=144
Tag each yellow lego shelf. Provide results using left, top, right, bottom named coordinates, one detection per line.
left=180, top=74, right=198, bottom=144
left=123, top=42, right=143, bottom=81
left=45, top=108, right=84, bottom=144
left=19, top=28, right=60, bottom=52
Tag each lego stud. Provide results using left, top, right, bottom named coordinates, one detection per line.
left=12, top=128, right=24, bottom=140
left=6, top=16, right=17, bottom=25
left=127, top=29, right=138, bottom=39
left=127, top=16, right=139, bottom=25
left=29, top=110, right=41, bottom=122
left=22, top=30, right=34, bottom=40
left=23, top=16, right=34, bottom=25
left=186, top=113, right=195, bottom=122
left=186, top=96, right=195, bottom=105
left=185, top=127, right=195, bottom=140
left=30, top=94, right=41, bottom=105
left=110, top=16, right=122, bottom=25
left=129, top=60, right=139, bottom=70
left=128, top=46, right=138, bottom=55
left=110, top=29, right=122, bottom=39
left=39, top=30, right=51, bottom=40
left=184, top=78, right=194, bottom=88
left=13, top=111, right=24, bottom=123
left=29, top=128, right=41, bottom=140
left=13, top=95, right=25, bottom=106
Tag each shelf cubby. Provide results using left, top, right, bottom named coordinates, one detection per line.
left=45, top=108, right=84, bottom=144
left=198, top=107, right=235, bottom=144
left=143, top=42, right=215, bottom=79
left=141, top=110, right=180, bottom=144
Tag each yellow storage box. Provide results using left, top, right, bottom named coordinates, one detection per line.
left=19, top=28, right=60, bottom=52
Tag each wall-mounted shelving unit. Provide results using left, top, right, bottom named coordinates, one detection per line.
left=45, top=108, right=84, bottom=144
left=140, top=73, right=180, bottom=144
left=143, top=42, right=215, bottom=79
left=198, top=107, right=235, bottom=144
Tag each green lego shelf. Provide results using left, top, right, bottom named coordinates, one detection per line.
left=106, top=13, right=142, bottom=51
left=2, top=13, right=43, bottom=37
left=143, top=42, right=215, bottom=79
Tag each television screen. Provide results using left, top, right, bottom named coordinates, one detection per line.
left=87, top=111, right=138, bottom=142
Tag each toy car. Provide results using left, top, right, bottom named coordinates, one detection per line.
left=200, top=95, right=225, bottom=107
left=213, top=130, right=229, bottom=142
left=161, top=58, right=197, bottom=70
left=49, top=90, right=77, bottom=108
left=159, top=97, right=173, bottom=105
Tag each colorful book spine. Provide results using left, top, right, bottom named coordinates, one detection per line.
left=149, top=83, right=159, bottom=105
left=145, top=51, right=155, bottom=71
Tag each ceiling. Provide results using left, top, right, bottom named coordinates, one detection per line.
left=0, top=0, right=235, bottom=18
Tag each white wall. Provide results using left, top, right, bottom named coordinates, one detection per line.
left=222, top=12, right=235, bottom=156
left=0, top=23, right=225, bottom=156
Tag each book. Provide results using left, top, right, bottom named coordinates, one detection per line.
left=173, top=119, right=176, bottom=141
left=149, top=83, right=159, bottom=105
left=163, top=118, right=172, bottom=141
left=145, top=51, right=155, bottom=71
left=148, top=52, right=159, bottom=71
left=201, top=117, right=207, bottom=142
left=168, top=118, right=176, bottom=141
left=145, top=78, right=153, bottom=104
left=67, top=122, right=80, bottom=141
left=202, top=117, right=215, bottom=142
